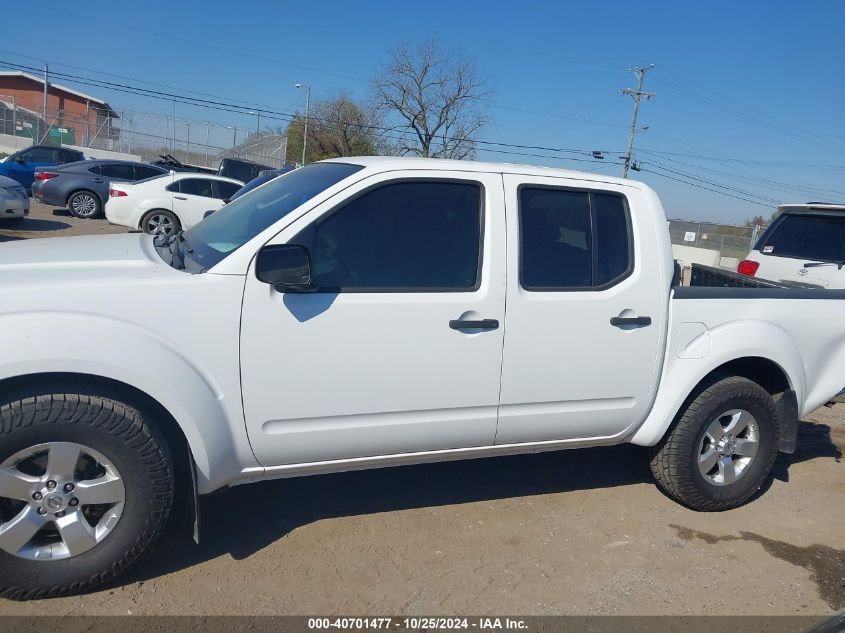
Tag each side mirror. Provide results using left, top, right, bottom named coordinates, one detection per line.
left=17, top=158, right=26, bottom=164
left=202, top=210, right=215, bottom=219
left=255, top=244, right=315, bottom=292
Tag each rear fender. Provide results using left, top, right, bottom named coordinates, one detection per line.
left=629, top=320, right=805, bottom=447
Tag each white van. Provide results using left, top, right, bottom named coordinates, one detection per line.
left=737, top=203, right=845, bottom=289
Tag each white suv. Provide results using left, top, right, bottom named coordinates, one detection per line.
left=737, top=203, right=845, bottom=289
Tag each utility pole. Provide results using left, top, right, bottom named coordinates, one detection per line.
left=620, top=64, right=655, bottom=178
left=296, top=83, right=311, bottom=165
left=41, top=64, right=49, bottom=143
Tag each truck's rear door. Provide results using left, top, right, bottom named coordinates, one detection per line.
left=496, top=175, right=667, bottom=444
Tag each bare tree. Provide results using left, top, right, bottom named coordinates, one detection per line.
left=371, top=39, right=491, bottom=160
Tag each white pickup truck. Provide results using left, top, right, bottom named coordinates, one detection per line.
left=0, top=157, right=843, bottom=599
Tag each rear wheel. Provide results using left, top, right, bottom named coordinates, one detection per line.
left=0, top=388, right=174, bottom=599
left=649, top=375, right=779, bottom=511
left=141, top=209, right=180, bottom=237
left=67, top=191, right=102, bottom=219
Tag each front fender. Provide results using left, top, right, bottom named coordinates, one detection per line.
left=0, top=311, right=257, bottom=493
left=629, top=320, right=806, bottom=447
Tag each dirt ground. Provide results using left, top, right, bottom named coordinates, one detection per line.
left=0, top=202, right=843, bottom=617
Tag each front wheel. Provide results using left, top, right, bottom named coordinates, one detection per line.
left=67, top=191, right=102, bottom=219
left=0, top=388, right=174, bottom=599
left=141, top=209, right=181, bottom=237
left=649, top=375, right=779, bottom=511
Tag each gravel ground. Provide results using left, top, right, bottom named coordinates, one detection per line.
left=0, top=201, right=843, bottom=616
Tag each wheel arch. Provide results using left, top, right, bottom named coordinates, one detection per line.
left=631, top=321, right=805, bottom=449
left=0, top=371, right=190, bottom=469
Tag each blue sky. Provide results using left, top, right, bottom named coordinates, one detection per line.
left=4, top=0, right=843, bottom=222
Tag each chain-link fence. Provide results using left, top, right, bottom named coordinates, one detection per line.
left=0, top=98, right=290, bottom=169
left=668, top=219, right=761, bottom=263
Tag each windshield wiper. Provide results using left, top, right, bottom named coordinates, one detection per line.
left=803, top=260, right=845, bottom=270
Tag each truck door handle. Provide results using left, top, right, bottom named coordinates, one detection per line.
left=91, top=178, right=104, bottom=183
left=449, top=318, right=499, bottom=330
left=610, top=316, right=652, bottom=327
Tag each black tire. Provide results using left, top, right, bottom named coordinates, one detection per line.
left=67, top=190, right=102, bottom=219
left=0, top=387, right=174, bottom=599
left=649, top=375, right=779, bottom=511
left=140, top=209, right=181, bottom=236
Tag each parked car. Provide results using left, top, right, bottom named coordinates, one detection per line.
left=228, top=166, right=294, bottom=202
left=151, top=154, right=218, bottom=175
left=31, top=160, right=168, bottom=219
left=0, top=175, right=29, bottom=222
left=217, top=157, right=276, bottom=183
left=150, top=155, right=277, bottom=182
left=105, top=171, right=243, bottom=235
left=737, top=202, right=845, bottom=288
left=0, top=145, right=85, bottom=190
left=0, top=157, right=843, bottom=598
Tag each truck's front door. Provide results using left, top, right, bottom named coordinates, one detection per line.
left=496, top=174, right=666, bottom=444
left=240, top=170, right=506, bottom=466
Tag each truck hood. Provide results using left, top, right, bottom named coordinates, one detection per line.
left=0, top=233, right=179, bottom=287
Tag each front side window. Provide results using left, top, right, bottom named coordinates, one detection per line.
left=178, top=178, right=215, bottom=198
left=20, top=147, right=54, bottom=163
left=292, top=180, right=483, bottom=291
left=520, top=187, right=631, bottom=290
left=760, top=214, right=845, bottom=263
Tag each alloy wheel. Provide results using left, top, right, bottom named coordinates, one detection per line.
left=698, top=408, right=760, bottom=486
left=0, top=442, right=125, bottom=560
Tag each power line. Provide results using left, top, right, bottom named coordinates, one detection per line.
left=652, top=67, right=841, bottom=156
left=640, top=158, right=781, bottom=205
left=0, top=60, right=624, bottom=160
left=643, top=165, right=772, bottom=208
left=637, top=149, right=845, bottom=200
left=659, top=64, right=841, bottom=148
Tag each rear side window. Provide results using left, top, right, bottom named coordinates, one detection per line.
left=87, top=165, right=101, bottom=176
left=519, top=187, right=631, bottom=290
left=761, top=214, right=845, bottom=262
left=133, top=165, right=163, bottom=180
left=178, top=178, right=215, bottom=198
left=293, top=180, right=483, bottom=291
left=215, top=181, right=241, bottom=200
left=99, top=163, right=135, bottom=180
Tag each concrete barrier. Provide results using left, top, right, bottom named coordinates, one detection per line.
left=0, top=133, right=33, bottom=155
left=672, top=244, right=721, bottom=268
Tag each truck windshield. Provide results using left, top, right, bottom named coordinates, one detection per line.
left=182, top=162, right=363, bottom=270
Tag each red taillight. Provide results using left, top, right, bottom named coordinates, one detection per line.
left=109, top=188, right=128, bottom=198
left=737, top=259, right=760, bottom=276
left=34, top=171, right=58, bottom=181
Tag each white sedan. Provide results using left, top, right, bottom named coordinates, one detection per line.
left=105, top=171, right=243, bottom=235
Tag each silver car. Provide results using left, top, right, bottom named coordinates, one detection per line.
left=0, top=175, right=29, bottom=223
left=31, top=160, right=167, bottom=219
